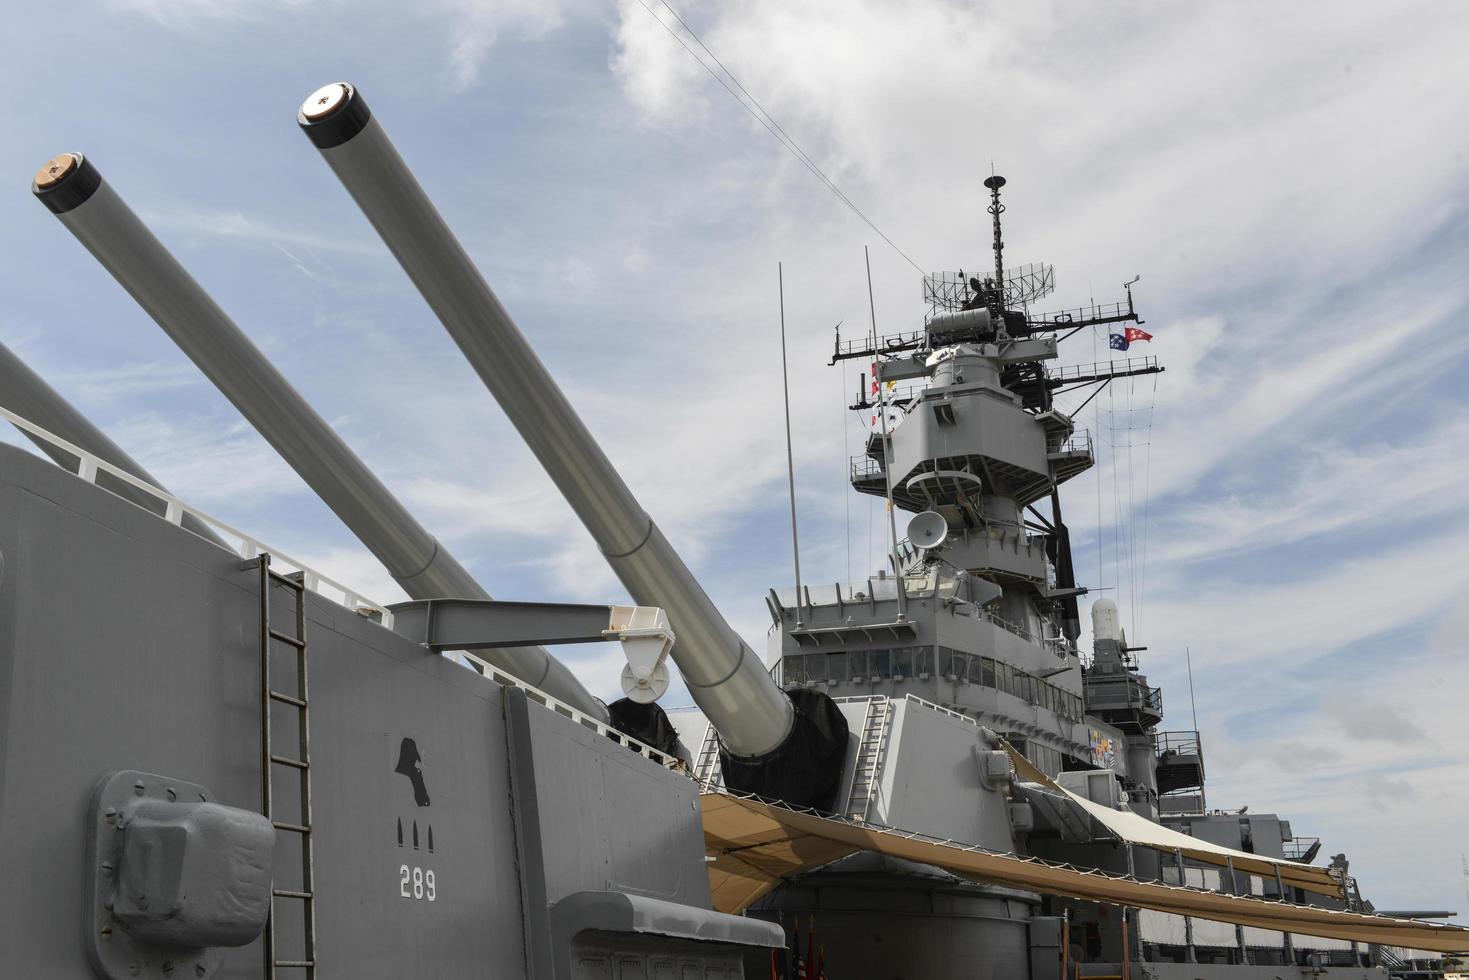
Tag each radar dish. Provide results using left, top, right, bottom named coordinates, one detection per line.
left=906, top=511, right=949, bottom=550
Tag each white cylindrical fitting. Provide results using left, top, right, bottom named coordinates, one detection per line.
left=1091, top=598, right=1123, bottom=643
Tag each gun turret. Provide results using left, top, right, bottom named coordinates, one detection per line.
left=297, top=83, right=846, bottom=806
left=32, top=152, right=608, bottom=722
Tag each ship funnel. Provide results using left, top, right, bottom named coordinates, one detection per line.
left=297, top=83, right=845, bottom=793
left=32, top=152, right=608, bottom=722
left=0, top=340, right=226, bottom=547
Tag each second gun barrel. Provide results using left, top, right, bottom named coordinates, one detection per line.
left=298, top=84, right=794, bottom=758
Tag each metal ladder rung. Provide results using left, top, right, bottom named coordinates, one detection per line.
left=258, top=554, right=316, bottom=980
left=267, top=570, right=306, bottom=591
left=846, top=701, right=893, bottom=822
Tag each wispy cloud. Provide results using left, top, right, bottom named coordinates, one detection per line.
left=1144, top=411, right=1469, bottom=565
left=105, top=411, right=304, bottom=507
left=103, top=0, right=308, bottom=26
left=46, top=360, right=203, bottom=400
left=434, top=0, right=568, bottom=91
left=1319, top=694, right=1429, bottom=746
left=140, top=205, right=378, bottom=258
left=108, top=0, right=572, bottom=92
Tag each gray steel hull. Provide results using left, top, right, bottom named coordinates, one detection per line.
left=0, top=444, right=775, bottom=977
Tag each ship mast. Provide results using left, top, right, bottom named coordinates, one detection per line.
left=984, top=174, right=1008, bottom=339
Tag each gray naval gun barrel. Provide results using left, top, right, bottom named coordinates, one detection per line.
left=297, top=82, right=846, bottom=803
left=31, top=151, right=608, bottom=722
left=0, top=338, right=226, bottom=547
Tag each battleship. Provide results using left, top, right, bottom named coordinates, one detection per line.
left=1, top=81, right=1466, bottom=979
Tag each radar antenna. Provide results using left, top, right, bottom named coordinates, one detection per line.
left=923, top=263, right=1055, bottom=313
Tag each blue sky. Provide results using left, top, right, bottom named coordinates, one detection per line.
left=2, top=0, right=1466, bottom=915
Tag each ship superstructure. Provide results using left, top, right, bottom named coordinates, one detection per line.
left=668, top=177, right=1456, bottom=978
left=763, top=175, right=1165, bottom=801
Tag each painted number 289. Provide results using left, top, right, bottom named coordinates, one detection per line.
left=399, top=864, right=436, bottom=901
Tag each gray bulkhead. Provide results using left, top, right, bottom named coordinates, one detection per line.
left=0, top=444, right=777, bottom=978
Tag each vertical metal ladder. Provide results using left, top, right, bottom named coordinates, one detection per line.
left=844, top=699, right=893, bottom=822
left=256, top=555, right=317, bottom=978
left=692, top=723, right=724, bottom=791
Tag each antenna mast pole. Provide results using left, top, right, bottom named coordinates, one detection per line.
left=1462, top=854, right=1468, bottom=914
left=1186, top=646, right=1200, bottom=732
left=866, top=246, right=907, bottom=619
left=983, top=174, right=1008, bottom=338
left=778, top=263, right=804, bottom=626
left=985, top=174, right=1006, bottom=289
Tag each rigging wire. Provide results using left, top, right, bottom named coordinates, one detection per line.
left=1109, top=371, right=1123, bottom=612
left=1124, top=374, right=1137, bottom=640
left=867, top=486, right=874, bottom=585
left=1134, top=372, right=1158, bottom=635
left=1094, top=327, right=1104, bottom=593
left=843, top=358, right=852, bottom=592
left=1087, top=358, right=1156, bottom=644
left=1121, top=383, right=1136, bottom=637
left=632, top=0, right=927, bottom=275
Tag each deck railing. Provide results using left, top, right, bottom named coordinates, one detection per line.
left=2, top=404, right=394, bottom=625
left=3, top=404, right=685, bottom=771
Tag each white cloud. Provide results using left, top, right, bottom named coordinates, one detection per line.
left=108, top=0, right=570, bottom=91
left=1195, top=599, right=1468, bottom=910
left=1319, top=694, right=1428, bottom=746
left=1143, top=411, right=1469, bottom=565
left=292, top=543, right=408, bottom=607
left=1139, top=522, right=1469, bottom=667
left=433, top=0, right=567, bottom=91
left=610, top=0, right=729, bottom=124
left=104, top=411, right=304, bottom=507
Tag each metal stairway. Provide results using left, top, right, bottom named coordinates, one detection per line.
left=255, top=555, right=318, bottom=978
left=693, top=723, right=724, bottom=791
left=845, top=699, right=893, bottom=821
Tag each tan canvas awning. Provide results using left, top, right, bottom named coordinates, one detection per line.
left=1000, top=742, right=1345, bottom=898
left=700, top=792, right=1469, bottom=954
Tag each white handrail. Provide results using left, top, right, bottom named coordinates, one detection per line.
left=467, top=654, right=681, bottom=770
left=1, top=404, right=394, bottom=627
left=3, top=406, right=695, bottom=768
